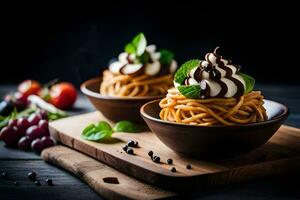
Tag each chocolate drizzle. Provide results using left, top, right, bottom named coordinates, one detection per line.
left=184, top=47, right=245, bottom=98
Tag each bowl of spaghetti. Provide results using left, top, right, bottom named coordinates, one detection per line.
left=81, top=33, right=177, bottom=123
left=141, top=47, right=289, bottom=157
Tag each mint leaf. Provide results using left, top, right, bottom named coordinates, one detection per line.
left=159, top=49, right=174, bottom=65
left=124, top=33, right=147, bottom=56
left=81, top=121, right=113, bottom=141
left=238, top=72, right=255, bottom=93
left=113, top=120, right=140, bottom=133
left=177, top=85, right=201, bottom=99
left=138, top=51, right=151, bottom=64
left=125, top=43, right=136, bottom=54
left=174, top=59, right=200, bottom=85
left=132, top=33, right=147, bottom=56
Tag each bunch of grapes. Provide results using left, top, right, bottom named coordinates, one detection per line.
left=0, top=110, right=55, bottom=153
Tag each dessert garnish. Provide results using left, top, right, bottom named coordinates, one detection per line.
left=108, top=33, right=177, bottom=76
left=100, top=33, right=177, bottom=97
left=174, top=47, right=254, bottom=99
left=160, top=47, right=267, bottom=125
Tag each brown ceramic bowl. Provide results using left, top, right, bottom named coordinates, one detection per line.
left=140, top=99, right=289, bottom=158
left=81, top=77, right=163, bottom=123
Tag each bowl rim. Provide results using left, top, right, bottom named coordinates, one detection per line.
left=80, top=77, right=165, bottom=100
left=140, top=99, right=289, bottom=128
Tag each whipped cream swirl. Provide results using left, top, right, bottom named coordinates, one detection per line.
left=184, top=47, right=246, bottom=98
left=109, top=45, right=177, bottom=76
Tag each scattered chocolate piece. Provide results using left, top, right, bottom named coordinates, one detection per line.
left=127, top=140, right=135, bottom=147
left=34, top=180, right=41, bottom=186
left=14, top=181, right=19, bottom=186
left=134, top=141, right=138, bottom=147
left=171, top=167, right=176, bottom=172
left=46, top=178, right=53, bottom=186
left=27, top=172, right=37, bottom=181
left=1, top=172, right=8, bottom=179
left=148, top=150, right=153, bottom=157
left=103, top=177, right=119, bottom=184
left=186, top=164, right=192, bottom=169
left=122, top=145, right=128, bottom=151
left=126, top=148, right=134, bottom=155
left=153, top=156, right=160, bottom=163
left=167, top=159, right=173, bottom=165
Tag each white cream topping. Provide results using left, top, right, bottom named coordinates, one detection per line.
left=189, top=67, right=198, bottom=79
left=120, top=63, right=143, bottom=74
left=187, top=78, right=198, bottom=85
left=186, top=49, right=246, bottom=97
left=169, top=60, right=178, bottom=74
left=206, top=80, right=221, bottom=97
left=221, top=78, right=237, bottom=97
left=145, top=61, right=161, bottom=76
left=109, top=44, right=176, bottom=76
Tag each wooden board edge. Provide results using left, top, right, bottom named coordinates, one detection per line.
left=41, top=145, right=177, bottom=200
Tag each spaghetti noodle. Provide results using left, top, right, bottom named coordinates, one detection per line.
left=100, top=70, right=174, bottom=97
left=159, top=88, right=267, bottom=126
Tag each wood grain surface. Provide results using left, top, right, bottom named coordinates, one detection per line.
left=42, top=145, right=175, bottom=200
left=49, top=112, right=300, bottom=190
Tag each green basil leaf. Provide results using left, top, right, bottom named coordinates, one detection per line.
left=113, top=120, right=140, bottom=133
left=177, top=85, right=201, bottom=99
left=174, top=59, right=200, bottom=85
left=82, top=130, right=111, bottom=141
left=124, top=33, right=147, bottom=56
left=238, top=72, right=255, bottom=93
left=159, top=49, right=174, bottom=65
left=81, top=121, right=113, bottom=141
left=95, top=121, right=112, bottom=132
left=82, top=124, right=96, bottom=135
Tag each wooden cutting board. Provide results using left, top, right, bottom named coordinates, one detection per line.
left=49, top=112, right=300, bottom=190
left=41, top=145, right=176, bottom=200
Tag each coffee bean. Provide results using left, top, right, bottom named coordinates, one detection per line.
left=122, top=145, right=128, bottom=151
left=153, top=156, right=160, bottom=163
left=34, top=180, right=41, bottom=186
left=2, top=172, right=8, bottom=179
left=46, top=178, right=53, bottom=186
left=126, top=148, right=134, bottom=155
left=134, top=141, right=138, bottom=147
left=28, top=172, right=37, bottom=181
left=127, top=140, right=135, bottom=147
left=167, top=159, right=173, bottom=165
left=148, top=151, right=153, bottom=157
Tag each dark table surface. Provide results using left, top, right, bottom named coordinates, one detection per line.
left=1, top=84, right=300, bottom=200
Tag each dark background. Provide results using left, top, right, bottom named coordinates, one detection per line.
left=1, top=2, right=299, bottom=86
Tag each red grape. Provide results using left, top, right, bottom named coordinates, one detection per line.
left=17, top=118, right=30, bottom=132
left=14, top=92, right=28, bottom=110
left=18, top=136, right=32, bottom=151
left=28, top=114, right=42, bottom=126
left=38, top=110, right=48, bottom=120
left=31, top=138, right=43, bottom=153
left=8, top=119, right=18, bottom=127
left=41, top=136, right=55, bottom=149
left=38, top=120, right=50, bottom=137
left=26, top=125, right=43, bottom=140
left=0, top=126, right=19, bottom=147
